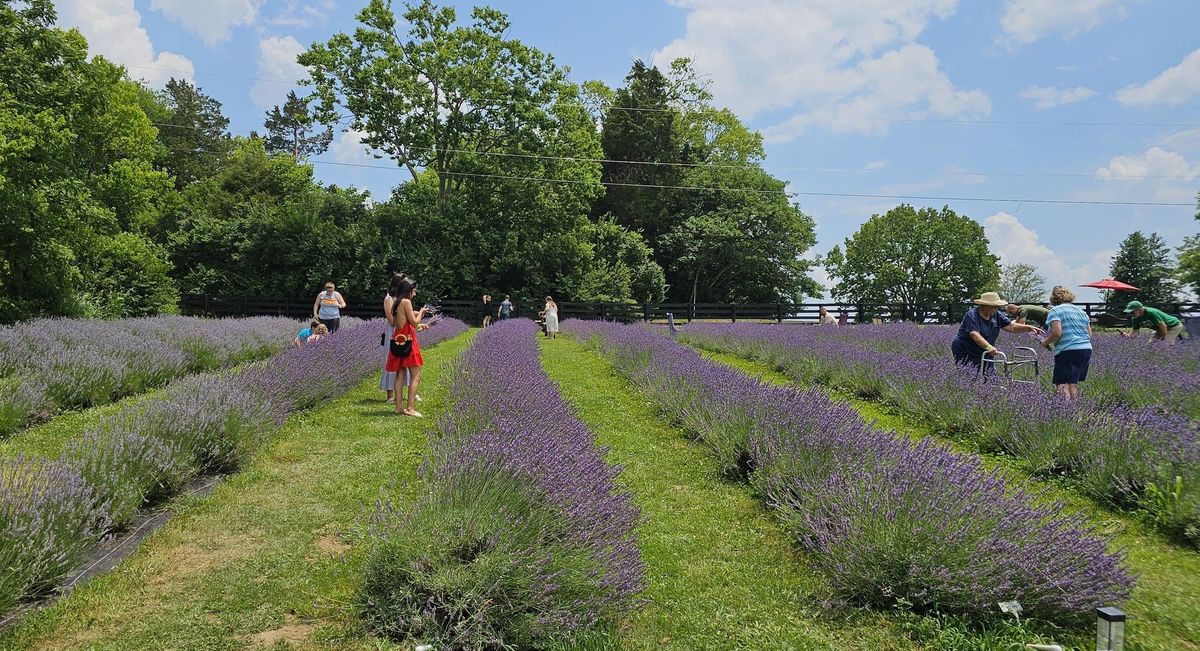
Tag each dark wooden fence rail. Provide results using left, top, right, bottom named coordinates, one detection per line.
left=179, top=295, right=1200, bottom=325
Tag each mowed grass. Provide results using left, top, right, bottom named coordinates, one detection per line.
left=0, top=330, right=475, bottom=651
left=541, top=336, right=918, bottom=651
left=700, top=346, right=1200, bottom=651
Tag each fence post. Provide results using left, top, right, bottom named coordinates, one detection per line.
left=204, top=294, right=211, bottom=315
left=643, top=303, right=650, bottom=322
left=731, top=304, right=737, bottom=323
left=776, top=303, right=783, bottom=323
left=688, top=303, right=695, bottom=322
left=601, top=303, right=608, bottom=320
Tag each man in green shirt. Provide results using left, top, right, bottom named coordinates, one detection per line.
left=1122, top=301, right=1184, bottom=345
left=1005, top=303, right=1050, bottom=328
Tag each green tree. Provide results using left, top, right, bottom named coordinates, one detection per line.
left=1179, top=234, right=1200, bottom=298
left=156, top=78, right=232, bottom=188
left=263, top=90, right=332, bottom=161
left=0, top=0, right=179, bottom=321
left=593, top=60, right=684, bottom=243
left=1105, top=231, right=1179, bottom=310
left=997, top=262, right=1047, bottom=304
left=825, top=204, right=999, bottom=321
left=300, top=0, right=570, bottom=206
left=660, top=165, right=818, bottom=303
left=575, top=218, right=666, bottom=303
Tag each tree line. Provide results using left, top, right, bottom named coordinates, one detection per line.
left=1, top=0, right=1196, bottom=324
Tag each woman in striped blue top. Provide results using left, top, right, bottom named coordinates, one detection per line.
left=1039, top=286, right=1093, bottom=401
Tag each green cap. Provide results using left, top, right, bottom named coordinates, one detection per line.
left=1123, top=300, right=1143, bottom=313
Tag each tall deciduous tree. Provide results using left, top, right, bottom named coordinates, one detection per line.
left=263, top=90, right=332, bottom=161
left=825, top=204, right=999, bottom=321
left=300, top=0, right=569, bottom=206
left=156, top=78, right=232, bottom=188
left=998, top=262, right=1047, bottom=304
left=1106, top=231, right=1179, bottom=309
left=1178, top=234, right=1200, bottom=298
left=0, top=0, right=178, bottom=321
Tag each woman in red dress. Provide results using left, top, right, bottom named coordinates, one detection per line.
left=386, top=278, right=427, bottom=417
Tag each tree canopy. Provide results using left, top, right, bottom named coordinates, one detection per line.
left=997, top=263, right=1047, bottom=304
left=1106, top=231, right=1180, bottom=310
left=825, top=204, right=999, bottom=320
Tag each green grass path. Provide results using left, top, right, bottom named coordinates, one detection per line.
left=541, top=336, right=918, bottom=651
left=0, top=330, right=475, bottom=651
left=698, top=346, right=1200, bottom=651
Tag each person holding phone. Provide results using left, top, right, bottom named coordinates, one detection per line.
left=387, top=277, right=428, bottom=417
left=313, top=281, right=346, bottom=332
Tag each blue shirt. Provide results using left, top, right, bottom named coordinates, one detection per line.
left=953, top=307, right=1012, bottom=358
left=317, top=291, right=342, bottom=319
left=500, top=299, right=512, bottom=316
left=297, top=328, right=312, bottom=340
left=1046, top=304, right=1092, bottom=354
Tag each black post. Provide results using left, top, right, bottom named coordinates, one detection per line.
left=731, top=304, right=737, bottom=323
left=643, top=303, right=650, bottom=322
left=776, top=303, right=783, bottom=323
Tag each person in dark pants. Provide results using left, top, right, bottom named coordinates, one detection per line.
left=313, top=281, right=346, bottom=332
left=1039, top=286, right=1092, bottom=401
left=950, top=292, right=1043, bottom=369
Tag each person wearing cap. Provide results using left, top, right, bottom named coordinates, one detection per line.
left=1004, top=303, right=1050, bottom=328
left=950, top=291, right=1045, bottom=369
left=1122, top=301, right=1184, bottom=345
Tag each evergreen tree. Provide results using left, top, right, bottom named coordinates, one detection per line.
left=263, top=90, right=333, bottom=161
left=1106, top=231, right=1179, bottom=309
left=157, top=78, right=233, bottom=188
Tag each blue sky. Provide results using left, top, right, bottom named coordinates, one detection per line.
left=56, top=0, right=1200, bottom=300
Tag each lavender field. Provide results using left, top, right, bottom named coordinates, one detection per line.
left=678, top=323, right=1200, bottom=549
left=565, top=319, right=1132, bottom=625
left=0, top=316, right=466, bottom=614
left=0, top=316, right=304, bottom=437
left=363, top=319, right=643, bottom=648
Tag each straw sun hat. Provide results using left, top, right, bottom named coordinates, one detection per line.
left=972, top=291, right=1008, bottom=307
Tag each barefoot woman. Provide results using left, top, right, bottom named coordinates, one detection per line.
left=387, top=277, right=427, bottom=417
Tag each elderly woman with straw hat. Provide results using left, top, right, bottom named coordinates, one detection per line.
left=951, top=291, right=1045, bottom=369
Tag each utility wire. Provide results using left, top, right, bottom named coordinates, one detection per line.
left=127, top=64, right=1200, bottom=128
left=149, top=122, right=1200, bottom=180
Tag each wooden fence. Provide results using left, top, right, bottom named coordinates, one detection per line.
left=178, top=295, right=1200, bottom=326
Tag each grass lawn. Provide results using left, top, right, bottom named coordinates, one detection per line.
left=699, top=346, right=1200, bottom=651
left=0, top=330, right=475, bottom=651
left=541, top=336, right=920, bottom=651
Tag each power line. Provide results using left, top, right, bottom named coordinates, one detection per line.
left=127, top=64, right=1200, bottom=128
left=149, top=122, right=1200, bottom=180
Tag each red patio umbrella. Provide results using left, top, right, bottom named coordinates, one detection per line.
left=1080, top=278, right=1140, bottom=291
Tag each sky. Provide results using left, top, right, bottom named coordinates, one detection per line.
left=53, top=0, right=1200, bottom=301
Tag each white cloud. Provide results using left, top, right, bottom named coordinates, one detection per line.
left=1095, top=146, right=1199, bottom=181
left=251, top=35, right=307, bottom=109
left=150, top=0, right=263, bottom=46
left=1116, top=48, right=1200, bottom=108
left=267, top=0, right=336, bottom=28
left=865, top=160, right=889, bottom=171
left=999, top=0, right=1125, bottom=46
left=331, top=129, right=376, bottom=164
left=984, top=212, right=1114, bottom=299
left=1018, top=85, right=1096, bottom=110
left=652, top=1, right=988, bottom=141
left=1156, top=128, right=1200, bottom=153
left=55, top=0, right=194, bottom=87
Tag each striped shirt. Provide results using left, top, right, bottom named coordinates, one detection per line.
left=1046, top=303, right=1092, bottom=354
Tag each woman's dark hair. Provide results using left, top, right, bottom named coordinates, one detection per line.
left=391, top=278, right=418, bottom=320
left=387, top=273, right=408, bottom=298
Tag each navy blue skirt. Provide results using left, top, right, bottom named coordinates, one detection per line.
left=1052, top=348, right=1092, bottom=384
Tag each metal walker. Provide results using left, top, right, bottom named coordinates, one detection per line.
left=979, top=347, right=1040, bottom=384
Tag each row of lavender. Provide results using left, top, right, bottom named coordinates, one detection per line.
left=679, top=324, right=1200, bottom=548
left=0, top=318, right=466, bottom=614
left=564, top=319, right=1131, bottom=626
left=783, top=323, right=1200, bottom=418
left=362, top=319, right=643, bottom=649
left=0, top=316, right=304, bottom=437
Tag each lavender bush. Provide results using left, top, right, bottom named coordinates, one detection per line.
left=0, top=318, right=466, bottom=614
left=363, top=319, right=644, bottom=648
left=0, top=316, right=304, bottom=437
left=565, top=319, right=1132, bottom=625
left=680, top=323, right=1200, bottom=548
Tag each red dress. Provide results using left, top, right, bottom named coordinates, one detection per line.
left=385, top=321, right=423, bottom=371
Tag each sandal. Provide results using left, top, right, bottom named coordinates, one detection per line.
left=401, top=409, right=424, bottom=418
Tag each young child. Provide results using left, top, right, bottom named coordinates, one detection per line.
left=294, top=319, right=321, bottom=347
left=305, top=323, right=329, bottom=344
